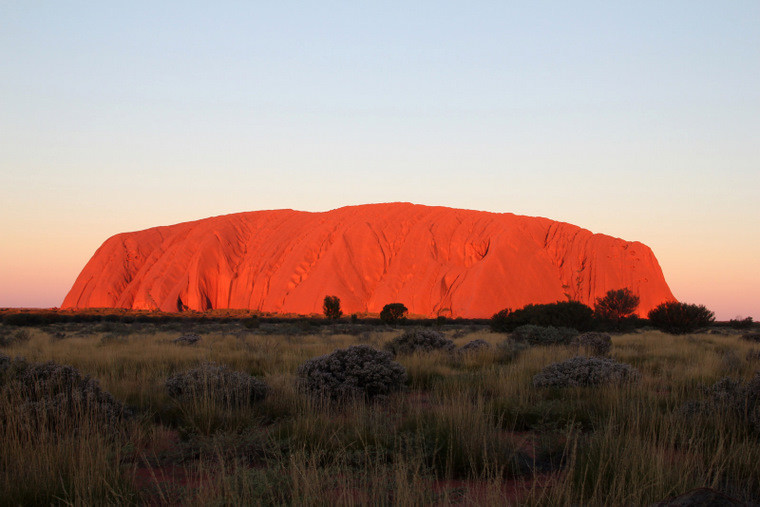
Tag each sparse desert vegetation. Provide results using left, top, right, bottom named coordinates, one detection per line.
left=1, top=315, right=759, bottom=505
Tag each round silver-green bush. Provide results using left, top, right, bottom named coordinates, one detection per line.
left=2, top=357, right=127, bottom=427
left=298, top=345, right=406, bottom=401
left=384, top=329, right=455, bottom=356
left=532, top=356, right=640, bottom=388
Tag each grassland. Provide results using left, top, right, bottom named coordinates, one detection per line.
left=1, top=320, right=759, bottom=505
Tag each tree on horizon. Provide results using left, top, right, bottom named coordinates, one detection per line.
left=594, top=288, right=640, bottom=327
left=323, top=295, right=342, bottom=320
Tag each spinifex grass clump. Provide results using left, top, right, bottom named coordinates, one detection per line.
left=532, top=356, right=640, bottom=388
left=399, top=400, right=526, bottom=479
left=0, top=352, right=13, bottom=371
left=458, top=339, right=491, bottom=353
left=0, top=327, right=31, bottom=347
left=681, top=373, right=760, bottom=432
left=166, top=362, right=268, bottom=408
left=511, top=324, right=578, bottom=346
left=384, top=328, right=454, bottom=356
left=297, top=345, right=406, bottom=402
left=571, top=332, right=612, bottom=356
left=0, top=354, right=127, bottom=428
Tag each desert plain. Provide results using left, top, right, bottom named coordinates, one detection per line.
left=1, top=312, right=759, bottom=505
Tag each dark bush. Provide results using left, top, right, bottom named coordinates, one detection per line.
left=510, top=325, right=578, bottom=346
left=0, top=328, right=31, bottom=347
left=2, top=312, right=58, bottom=326
left=729, top=317, right=754, bottom=329
left=322, top=295, right=342, bottom=320
left=647, top=301, right=715, bottom=334
left=242, top=316, right=260, bottom=329
left=571, top=332, right=612, bottom=356
left=491, top=301, right=593, bottom=332
left=594, top=288, right=640, bottom=329
left=532, top=356, right=640, bottom=388
left=165, top=363, right=268, bottom=408
left=490, top=308, right=513, bottom=333
left=384, top=329, right=455, bottom=356
left=297, top=345, right=406, bottom=401
left=380, top=303, right=408, bottom=325
left=741, top=333, right=760, bottom=343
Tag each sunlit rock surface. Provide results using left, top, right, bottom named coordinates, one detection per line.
left=62, top=203, right=674, bottom=317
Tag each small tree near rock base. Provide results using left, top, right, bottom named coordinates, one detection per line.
left=594, top=288, right=640, bottom=328
left=380, top=303, right=408, bottom=325
left=323, top=295, right=343, bottom=320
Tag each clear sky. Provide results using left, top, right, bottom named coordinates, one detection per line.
left=1, top=1, right=758, bottom=319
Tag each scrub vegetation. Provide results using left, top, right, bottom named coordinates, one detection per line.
left=1, top=315, right=759, bottom=505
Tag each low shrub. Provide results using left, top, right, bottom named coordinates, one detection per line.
left=741, top=333, right=760, bottom=343
left=458, top=339, right=491, bottom=354
left=1, top=312, right=58, bottom=326
left=511, top=325, right=578, bottom=346
left=491, top=301, right=594, bottom=332
left=1, top=356, right=127, bottom=428
left=496, top=340, right=530, bottom=363
left=680, top=373, right=760, bottom=432
left=747, top=350, right=760, bottom=362
left=297, top=345, right=406, bottom=402
left=0, top=352, right=18, bottom=375
left=165, top=363, right=268, bottom=408
left=49, top=331, right=66, bottom=341
left=242, top=317, right=260, bottom=329
left=647, top=301, right=715, bottom=334
left=730, top=317, right=754, bottom=329
left=173, top=333, right=201, bottom=345
left=532, top=356, right=640, bottom=388
left=571, top=332, right=612, bottom=356
left=384, top=329, right=455, bottom=356
left=0, top=328, right=31, bottom=347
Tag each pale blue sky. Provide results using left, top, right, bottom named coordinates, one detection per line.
left=1, top=1, right=758, bottom=318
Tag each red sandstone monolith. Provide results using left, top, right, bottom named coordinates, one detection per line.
left=62, top=203, right=675, bottom=318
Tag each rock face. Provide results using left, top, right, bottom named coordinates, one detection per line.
left=62, top=203, right=674, bottom=318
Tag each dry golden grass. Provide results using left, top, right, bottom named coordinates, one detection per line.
left=1, top=322, right=758, bottom=505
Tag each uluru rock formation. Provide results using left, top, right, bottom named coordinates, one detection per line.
left=62, top=203, right=674, bottom=318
